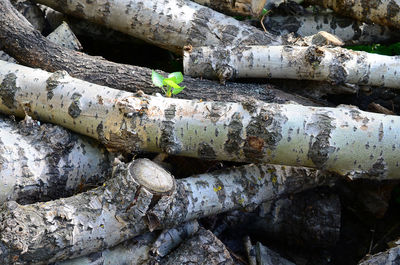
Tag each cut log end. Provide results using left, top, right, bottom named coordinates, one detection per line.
left=129, top=159, right=175, bottom=195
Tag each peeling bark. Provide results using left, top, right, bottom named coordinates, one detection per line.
left=304, top=0, right=400, bottom=29
left=0, top=115, right=112, bottom=205
left=0, top=61, right=399, bottom=179
left=161, top=227, right=234, bottom=264
left=0, top=0, right=311, bottom=105
left=33, top=0, right=281, bottom=54
left=192, top=0, right=267, bottom=16
left=0, top=159, right=333, bottom=264
left=184, top=45, right=400, bottom=89
left=265, top=12, right=400, bottom=45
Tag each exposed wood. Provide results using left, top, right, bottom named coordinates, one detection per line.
left=33, top=0, right=281, bottom=54
left=0, top=61, right=399, bottom=179
left=184, top=45, right=400, bottom=89
left=304, top=0, right=400, bottom=29
left=0, top=159, right=333, bottom=264
left=0, top=115, right=112, bottom=205
left=192, top=0, right=267, bottom=16
left=0, top=0, right=315, bottom=106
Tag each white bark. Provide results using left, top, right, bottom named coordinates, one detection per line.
left=161, top=227, right=234, bottom=264
left=55, top=221, right=199, bottom=265
left=0, top=61, right=399, bottom=179
left=358, top=246, right=400, bottom=265
left=304, top=0, right=400, bottom=29
left=0, top=115, right=112, bottom=205
left=184, top=45, right=400, bottom=89
left=54, top=233, right=157, bottom=265
left=33, top=0, right=280, bottom=54
left=265, top=12, right=400, bottom=45
left=46, top=21, right=83, bottom=51
left=0, top=159, right=333, bottom=264
left=192, top=0, right=267, bottom=16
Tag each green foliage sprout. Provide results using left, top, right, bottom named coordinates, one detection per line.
left=151, top=70, right=185, bottom=97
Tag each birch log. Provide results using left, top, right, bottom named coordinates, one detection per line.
left=192, top=0, right=267, bottom=16
left=0, top=115, right=112, bottom=205
left=161, top=227, right=234, bottom=264
left=0, top=159, right=333, bottom=264
left=33, top=0, right=281, bottom=54
left=265, top=12, right=400, bottom=45
left=358, top=246, right=400, bottom=265
left=54, top=221, right=199, bottom=265
left=0, top=0, right=311, bottom=106
left=184, top=45, right=400, bottom=89
left=0, top=61, right=399, bottom=179
left=303, top=0, right=400, bottom=29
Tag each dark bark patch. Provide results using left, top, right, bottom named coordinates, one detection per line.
left=379, top=122, right=384, bottom=142
left=46, top=71, right=67, bottom=100
left=164, top=104, right=176, bottom=120
left=244, top=105, right=286, bottom=161
left=160, top=120, right=181, bottom=155
left=387, top=0, right=400, bottom=18
left=241, top=98, right=258, bottom=114
left=367, top=157, right=388, bottom=179
left=224, top=112, right=243, bottom=156
left=207, top=102, right=225, bottom=123
left=305, top=46, right=324, bottom=66
left=68, top=92, right=82, bottom=118
left=198, top=142, right=217, bottom=160
left=0, top=73, right=21, bottom=110
left=306, top=112, right=336, bottom=169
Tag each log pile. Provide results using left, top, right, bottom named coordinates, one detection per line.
left=0, top=0, right=400, bottom=264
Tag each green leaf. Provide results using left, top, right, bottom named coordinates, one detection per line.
left=163, top=78, right=181, bottom=89
left=167, top=72, right=184, bottom=84
left=152, top=70, right=165, bottom=88
left=172, top=85, right=185, bottom=95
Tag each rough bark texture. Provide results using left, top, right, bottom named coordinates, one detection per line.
left=0, top=115, right=112, bottom=205
left=0, top=61, right=399, bottom=179
left=265, top=12, right=400, bottom=45
left=53, top=233, right=158, bottom=265
left=0, top=0, right=312, bottom=106
left=358, top=246, right=400, bottom=265
left=192, top=0, right=267, bottom=16
left=33, top=0, right=281, bottom=54
left=0, top=159, right=333, bottom=264
left=184, top=45, right=400, bottom=89
left=304, top=0, right=400, bottom=29
left=54, top=221, right=199, bottom=265
left=161, top=227, right=234, bottom=265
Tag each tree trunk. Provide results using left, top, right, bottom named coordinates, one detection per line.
left=184, top=45, right=400, bottom=89
left=192, top=0, right=267, bottom=16
left=33, top=0, right=281, bottom=54
left=0, top=159, right=333, bottom=264
left=0, top=0, right=313, bottom=106
left=0, top=61, right=399, bottom=179
left=0, top=115, right=112, bottom=205
left=304, top=0, right=400, bottom=29
left=265, top=12, right=400, bottom=45
left=161, top=227, right=234, bottom=264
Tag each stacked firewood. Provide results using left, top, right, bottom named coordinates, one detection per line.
left=0, top=0, right=400, bottom=264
